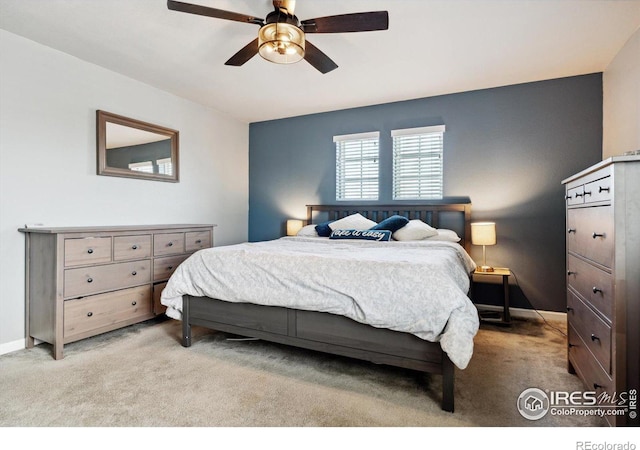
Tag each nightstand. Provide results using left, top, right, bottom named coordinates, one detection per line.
left=471, top=267, right=511, bottom=325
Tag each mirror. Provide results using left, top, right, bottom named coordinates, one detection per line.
left=97, top=110, right=179, bottom=182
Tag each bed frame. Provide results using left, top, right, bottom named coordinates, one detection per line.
left=181, top=201, right=472, bottom=412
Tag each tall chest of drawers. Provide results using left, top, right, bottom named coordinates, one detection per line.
left=562, top=156, right=639, bottom=427
left=20, top=224, right=215, bottom=360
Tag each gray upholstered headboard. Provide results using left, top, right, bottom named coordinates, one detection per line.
left=306, top=202, right=472, bottom=252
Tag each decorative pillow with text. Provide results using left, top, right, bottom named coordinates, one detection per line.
left=329, top=229, right=391, bottom=241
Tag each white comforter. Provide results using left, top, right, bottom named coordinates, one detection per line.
left=161, top=237, right=479, bottom=369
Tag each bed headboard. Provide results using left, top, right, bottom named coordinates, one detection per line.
left=306, top=202, right=472, bottom=252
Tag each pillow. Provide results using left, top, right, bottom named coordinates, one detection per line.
left=296, top=224, right=319, bottom=237
left=315, top=220, right=334, bottom=237
left=428, top=229, right=462, bottom=243
left=370, top=215, right=409, bottom=233
left=328, top=213, right=377, bottom=231
left=330, top=229, right=391, bottom=241
left=392, top=219, right=438, bottom=241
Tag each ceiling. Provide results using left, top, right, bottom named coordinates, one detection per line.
left=1, top=0, right=639, bottom=123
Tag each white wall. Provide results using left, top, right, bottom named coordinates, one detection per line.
left=0, top=30, right=249, bottom=353
left=603, top=28, right=640, bottom=158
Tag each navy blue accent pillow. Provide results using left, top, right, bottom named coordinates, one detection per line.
left=315, top=220, right=334, bottom=237
left=370, top=215, right=409, bottom=232
left=329, top=229, right=392, bottom=241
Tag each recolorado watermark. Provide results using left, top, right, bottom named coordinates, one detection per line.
left=576, top=443, right=636, bottom=450
left=516, top=387, right=637, bottom=421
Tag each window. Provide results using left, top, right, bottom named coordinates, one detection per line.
left=392, top=125, right=445, bottom=200
left=156, top=157, right=173, bottom=176
left=334, top=131, right=380, bottom=200
left=128, top=161, right=154, bottom=173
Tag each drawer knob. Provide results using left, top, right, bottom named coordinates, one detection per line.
left=565, top=194, right=572, bottom=200
left=567, top=271, right=576, bottom=276
left=87, top=277, right=93, bottom=283
left=132, top=245, right=138, bottom=250
left=593, top=383, right=603, bottom=389
left=592, top=232, right=604, bottom=239
left=168, top=242, right=173, bottom=247
left=568, top=343, right=575, bottom=348
left=598, top=186, right=609, bottom=193
left=575, top=192, right=583, bottom=197
left=566, top=306, right=574, bottom=312
left=592, top=286, right=602, bottom=294
left=195, top=239, right=202, bottom=244
left=583, top=190, right=592, bottom=196
left=132, top=271, right=137, bottom=276
left=567, top=228, right=576, bottom=234
left=591, top=334, right=600, bottom=342
left=131, top=301, right=137, bottom=306
left=87, top=312, right=93, bottom=317
left=167, top=266, right=173, bottom=270
left=87, top=248, right=94, bottom=254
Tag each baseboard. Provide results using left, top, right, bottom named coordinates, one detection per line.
left=475, top=304, right=566, bottom=323
left=0, top=338, right=29, bottom=357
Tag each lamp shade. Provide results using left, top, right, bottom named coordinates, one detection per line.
left=258, top=22, right=305, bottom=64
left=286, top=219, right=304, bottom=236
left=471, top=222, right=496, bottom=246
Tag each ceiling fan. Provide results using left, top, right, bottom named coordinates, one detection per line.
left=167, top=0, right=389, bottom=74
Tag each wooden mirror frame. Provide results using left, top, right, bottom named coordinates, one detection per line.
left=97, top=110, right=179, bottom=182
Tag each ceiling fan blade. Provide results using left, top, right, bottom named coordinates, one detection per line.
left=225, top=38, right=260, bottom=66
left=301, top=11, right=388, bottom=33
left=167, top=0, right=263, bottom=25
left=303, top=40, right=338, bottom=74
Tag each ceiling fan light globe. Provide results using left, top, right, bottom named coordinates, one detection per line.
left=258, top=22, right=305, bottom=64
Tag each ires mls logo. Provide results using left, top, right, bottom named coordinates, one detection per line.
left=517, top=387, right=636, bottom=421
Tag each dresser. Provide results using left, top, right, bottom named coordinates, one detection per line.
left=562, top=156, right=639, bottom=427
left=19, top=224, right=215, bottom=360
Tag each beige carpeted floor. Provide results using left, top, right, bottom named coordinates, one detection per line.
left=0, top=315, right=604, bottom=427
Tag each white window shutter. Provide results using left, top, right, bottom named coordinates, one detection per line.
left=334, top=132, right=380, bottom=201
left=392, top=125, right=445, bottom=200
left=128, top=161, right=154, bottom=173
left=156, top=157, right=173, bottom=176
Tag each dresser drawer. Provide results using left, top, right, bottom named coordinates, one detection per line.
left=114, top=235, right=151, bottom=261
left=568, top=323, right=613, bottom=395
left=64, top=260, right=151, bottom=298
left=567, top=291, right=611, bottom=373
left=583, top=176, right=612, bottom=204
left=64, top=285, right=152, bottom=342
left=64, top=237, right=112, bottom=267
left=566, top=186, right=585, bottom=206
left=567, top=206, right=614, bottom=268
left=154, top=233, right=185, bottom=256
left=567, top=254, right=613, bottom=320
left=186, top=230, right=211, bottom=252
left=153, top=254, right=189, bottom=281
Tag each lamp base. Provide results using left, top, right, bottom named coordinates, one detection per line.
left=477, top=265, right=495, bottom=273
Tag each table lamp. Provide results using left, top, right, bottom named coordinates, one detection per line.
left=471, top=222, right=496, bottom=272
left=286, top=219, right=304, bottom=236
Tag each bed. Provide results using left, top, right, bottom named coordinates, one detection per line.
left=161, top=202, right=479, bottom=412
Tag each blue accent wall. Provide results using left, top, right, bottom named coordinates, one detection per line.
left=249, top=74, right=603, bottom=313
